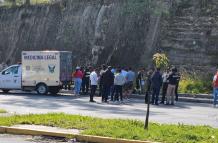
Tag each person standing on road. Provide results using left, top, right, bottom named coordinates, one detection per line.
left=136, top=68, right=144, bottom=94
left=99, top=64, right=107, bottom=99
left=102, top=66, right=114, bottom=103
left=73, top=67, right=83, bottom=96
left=110, top=67, right=116, bottom=101
left=160, top=68, right=169, bottom=104
left=212, top=69, right=218, bottom=107
left=175, top=68, right=181, bottom=101
left=166, top=67, right=178, bottom=105
left=145, top=70, right=153, bottom=104
left=121, top=68, right=128, bottom=79
left=80, top=66, right=85, bottom=92
left=114, top=69, right=125, bottom=102
left=89, top=67, right=98, bottom=102
left=124, top=67, right=135, bottom=100
left=82, top=67, right=91, bottom=95
left=151, top=68, right=162, bottom=105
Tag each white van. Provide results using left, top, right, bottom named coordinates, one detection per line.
left=0, top=51, right=72, bottom=95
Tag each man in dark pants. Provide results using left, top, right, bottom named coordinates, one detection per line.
left=89, top=67, right=98, bottom=102
left=114, top=69, right=125, bottom=102
left=82, top=67, right=91, bottom=95
left=136, top=68, right=143, bottom=94
left=99, top=64, right=107, bottom=99
left=151, top=68, right=162, bottom=105
left=145, top=70, right=153, bottom=104
left=110, top=67, right=116, bottom=101
left=174, top=68, right=181, bottom=101
left=102, top=66, right=114, bottom=103
left=114, top=85, right=123, bottom=102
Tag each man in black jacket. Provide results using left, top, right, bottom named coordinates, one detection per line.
left=174, top=68, right=181, bottom=101
left=151, top=68, right=163, bottom=105
left=99, top=64, right=107, bottom=98
left=166, top=67, right=179, bottom=105
left=145, top=70, right=153, bottom=104
left=102, top=66, right=114, bottom=103
left=82, top=67, right=91, bottom=95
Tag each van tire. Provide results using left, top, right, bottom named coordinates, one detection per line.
left=2, top=90, right=9, bottom=93
left=49, top=87, right=60, bottom=95
left=36, top=83, right=48, bottom=95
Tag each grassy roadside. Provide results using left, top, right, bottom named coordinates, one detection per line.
left=0, top=113, right=217, bottom=143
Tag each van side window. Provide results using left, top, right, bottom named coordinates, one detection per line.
left=2, top=66, right=18, bottom=75
left=12, top=66, right=18, bottom=74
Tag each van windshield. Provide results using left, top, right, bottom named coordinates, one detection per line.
left=2, top=66, right=19, bottom=75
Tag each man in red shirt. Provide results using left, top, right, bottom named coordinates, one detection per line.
left=213, top=69, right=218, bottom=107
left=73, top=67, right=83, bottom=96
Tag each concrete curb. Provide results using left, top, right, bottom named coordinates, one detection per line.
left=130, top=94, right=213, bottom=104
left=0, top=126, right=157, bottom=143
left=75, top=135, right=156, bottom=143
left=0, top=126, right=73, bottom=138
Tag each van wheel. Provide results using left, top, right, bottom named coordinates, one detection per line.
left=2, top=90, right=9, bottom=93
left=36, top=84, right=48, bottom=95
left=49, top=87, right=60, bottom=95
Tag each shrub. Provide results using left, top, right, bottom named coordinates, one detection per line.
left=179, top=73, right=213, bottom=94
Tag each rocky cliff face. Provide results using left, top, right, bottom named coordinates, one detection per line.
left=0, top=0, right=153, bottom=68
left=160, top=0, right=218, bottom=72
left=0, top=0, right=217, bottom=71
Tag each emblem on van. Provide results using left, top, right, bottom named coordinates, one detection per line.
left=48, top=65, right=55, bottom=73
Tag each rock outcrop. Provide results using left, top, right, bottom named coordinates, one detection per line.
left=0, top=0, right=152, bottom=68
left=0, top=0, right=217, bottom=71
left=160, top=0, right=218, bottom=72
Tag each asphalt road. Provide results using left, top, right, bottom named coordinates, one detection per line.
left=0, top=134, right=33, bottom=143
left=0, top=91, right=217, bottom=128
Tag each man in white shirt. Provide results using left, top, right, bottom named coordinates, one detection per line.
left=114, top=69, right=125, bottom=102
left=160, top=69, right=169, bottom=104
left=90, top=67, right=98, bottom=102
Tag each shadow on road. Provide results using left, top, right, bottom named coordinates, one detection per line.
left=0, top=91, right=213, bottom=119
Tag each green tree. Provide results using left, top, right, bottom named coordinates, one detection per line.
left=152, top=53, right=169, bottom=69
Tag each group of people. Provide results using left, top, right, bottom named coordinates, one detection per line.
left=72, top=64, right=181, bottom=105
left=146, top=67, right=180, bottom=106
left=72, top=65, right=135, bottom=103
